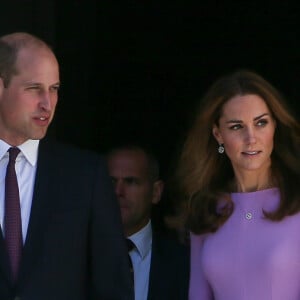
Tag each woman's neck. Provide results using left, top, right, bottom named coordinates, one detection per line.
left=232, top=170, right=274, bottom=193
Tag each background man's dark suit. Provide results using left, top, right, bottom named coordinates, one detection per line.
left=0, top=139, right=133, bottom=300
left=147, top=231, right=190, bottom=300
left=107, top=145, right=190, bottom=300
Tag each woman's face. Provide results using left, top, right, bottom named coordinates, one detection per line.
left=212, top=94, right=276, bottom=176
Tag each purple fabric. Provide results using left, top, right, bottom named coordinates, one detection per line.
left=4, top=147, right=22, bottom=282
left=189, top=188, right=300, bottom=300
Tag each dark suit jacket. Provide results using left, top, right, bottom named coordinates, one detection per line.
left=147, top=230, right=190, bottom=300
left=0, top=139, right=133, bottom=300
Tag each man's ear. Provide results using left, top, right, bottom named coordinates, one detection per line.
left=152, top=180, right=164, bottom=205
left=212, top=124, right=223, bottom=145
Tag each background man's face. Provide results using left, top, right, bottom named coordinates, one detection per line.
left=108, top=149, right=158, bottom=236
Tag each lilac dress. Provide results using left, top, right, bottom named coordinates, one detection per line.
left=189, top=188, right=300, bottom=300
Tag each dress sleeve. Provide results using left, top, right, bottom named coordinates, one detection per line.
left=189, top=233, right=213, bottom=300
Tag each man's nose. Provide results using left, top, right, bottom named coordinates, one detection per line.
left=39, top=92, right=51, bottom=111
left=115, top=182, right=125, bottom=197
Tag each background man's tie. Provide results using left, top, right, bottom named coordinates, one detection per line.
left=4, top=147, right=22, bottom=282
left=126, top=238, right=135, bottom=286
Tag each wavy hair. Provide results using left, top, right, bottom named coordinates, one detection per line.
left=175, top=70, right=300, bottom=234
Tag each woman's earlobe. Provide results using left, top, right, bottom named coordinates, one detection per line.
left=0, top=78, right=5, bottom=98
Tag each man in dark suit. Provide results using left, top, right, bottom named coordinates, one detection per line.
left=0, top=32, right=133, bottom=299
left=107, top=145, right=189, bottom=300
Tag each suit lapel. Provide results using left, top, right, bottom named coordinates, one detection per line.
left=0, top=229, right=12, bottom=285
left=147, top=233, right=162, bottom=300
left=18, top=140, right=59, bottom=287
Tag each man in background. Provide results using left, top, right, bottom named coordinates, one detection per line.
left=107, top=145, right=189, bottom=300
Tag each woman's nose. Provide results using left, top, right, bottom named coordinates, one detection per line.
left=244, top=127, right=256, bottom=144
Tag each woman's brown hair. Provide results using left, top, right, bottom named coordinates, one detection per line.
left=174, top=70, right=300, bottom=234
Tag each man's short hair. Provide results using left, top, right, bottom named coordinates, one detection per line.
left=107, top=144, right=160, bottom=182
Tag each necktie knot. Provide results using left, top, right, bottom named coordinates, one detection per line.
left=8, top=147, right=20, bottom=162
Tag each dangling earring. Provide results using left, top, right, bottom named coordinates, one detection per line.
left=218, top=144, right=224, bottom=154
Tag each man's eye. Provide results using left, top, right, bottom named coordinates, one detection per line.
left=50, top=85, right=60, bottom=92
left=126, top=178, right=138, bottom=185
left=26, top=86, right=40, bottom=90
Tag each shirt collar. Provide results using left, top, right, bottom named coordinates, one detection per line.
left=0, top=139, right=39, bottom=166
left=128, top=220, right=152, bottom=259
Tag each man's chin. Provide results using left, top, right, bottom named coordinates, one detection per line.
left=30, top=130, right=48, bottom=140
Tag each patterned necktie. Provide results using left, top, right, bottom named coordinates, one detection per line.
left=4, top=147, right=22, bottom=282
left=126, top=238, right=135, bottom=285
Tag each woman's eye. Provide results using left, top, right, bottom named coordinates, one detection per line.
left=257, top=119, right=268, bottom=126
left=229, top=124, right=242, bottom=130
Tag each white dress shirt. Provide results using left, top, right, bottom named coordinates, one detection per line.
left=128, top=220, right=152, bottom=300
left=0, top=139, right=39, bottom=243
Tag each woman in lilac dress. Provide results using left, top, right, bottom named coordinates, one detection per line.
left=175, top=70, right=300, bottom=299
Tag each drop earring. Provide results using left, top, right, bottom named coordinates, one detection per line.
left=218, top=144, right=224, bottom=154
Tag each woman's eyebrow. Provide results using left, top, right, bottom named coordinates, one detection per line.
left=254, top=113, right=269, bottom=121
left=225, top=113, right=270, bottom=124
